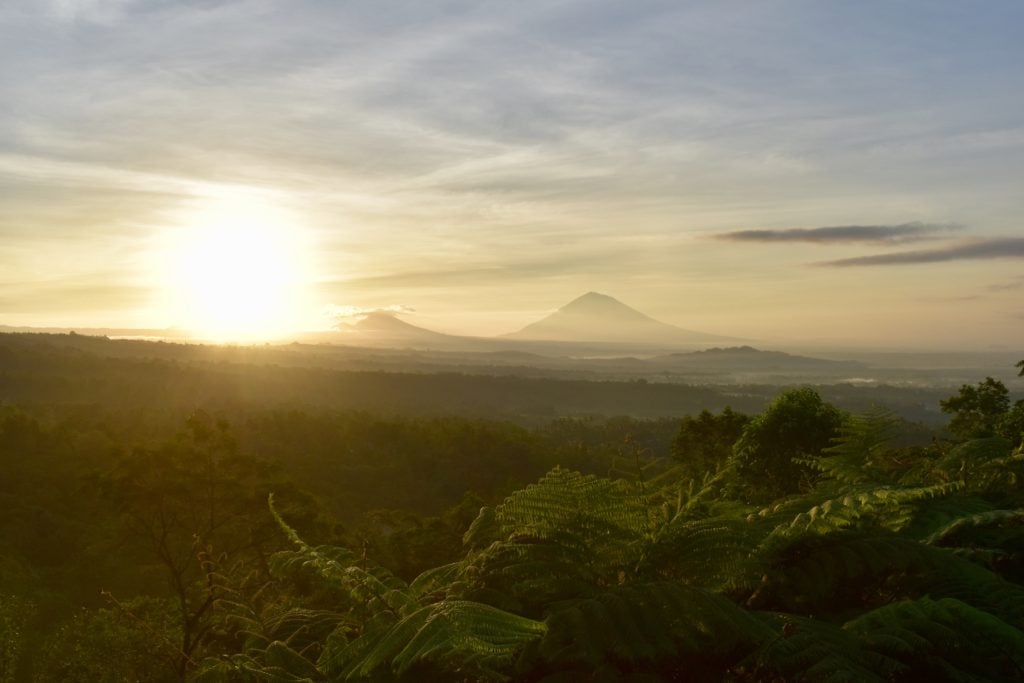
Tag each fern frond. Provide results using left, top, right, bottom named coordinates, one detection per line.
left=529, top=581, right=771, bottom=678
left=846, top=598, right=1024, bottom=681
left=269, top=545, right=414, bottom=621
left=812, top=408, right=901, bottom=486
left=454, top=468, right=653, bottom=607
left=407, top=561, right=462, bottom=602
left=749, top=532, right=1024, bottom=628
left=492, top=467, right=648, bottom=538
left=927, top=509, right=1024, bottom=546
left=898, top=494, right=995, bottom=540
left=463, top=505, right=500, bottom=549
left=194, top=651, right=319, bottom=682
left=262, top=640, right=325, bottom=681
left=790, top=482, right=963, bottom=535
left=339, top=600, right=545, bottom=681
left=745, top=613, right=899, bottom=682
left=638, top=517, right=753, bottom=590
left=269, top=496, right=414, bottom=622
left=970, top=450, right=1024, bottom=493
left=941, top=437, right=1016, bottom=488
left=748, top=534, right=914, bottom=613
left=455, top=535, right=602, bottom=615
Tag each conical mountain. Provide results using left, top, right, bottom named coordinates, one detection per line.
left=504, top=292, right=735, bottom=345
left=337, top=312, right=456, bottom=344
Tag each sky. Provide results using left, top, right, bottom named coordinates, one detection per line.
left=1, top=0, right=1023, bottom=349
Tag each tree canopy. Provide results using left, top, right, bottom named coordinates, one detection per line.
left=729, top=387, right=847, bottom=503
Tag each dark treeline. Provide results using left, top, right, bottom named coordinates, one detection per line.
left=0, top=332, right=951, bottom=423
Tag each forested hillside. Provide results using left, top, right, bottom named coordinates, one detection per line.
left=1, top=338, right=1022, bottom=680
left=0, top=332, right=957, bottom=424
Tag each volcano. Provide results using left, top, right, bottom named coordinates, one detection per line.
left=503, top=292, right=735, bottom=346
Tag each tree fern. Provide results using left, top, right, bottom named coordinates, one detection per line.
left=454, top=533, right=601, bottom=615
left=940, top=437, right=1015, bottom=484
left=749, top=531, right=1024, bottom=629
left=261, top=495, right=549, bottom=681
left=269, top=495, right=414, bottom=623
left=846, top=597, right=1024, bottom=681
left=194, top=645, right=323, bottom=682
left=811, top=407, right=902, bottom=486
left=526, top=581, right=772, bottom=680
left=482, top=467, right=649, bottom=541
left=762, top=481, right=965, bottom=542
left=744, top=613, right=899, bottom=682
left=456, top=468, right=652, bottom=611
left=927, top=509, right=1024, bottom=547
left=327, top=600, right=546, bottom=682
left=638, top=517, right=753, bottom=590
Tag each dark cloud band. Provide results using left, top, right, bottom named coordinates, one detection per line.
left=818, top=237, right=1024, bottom=267
left=717, top=222, right=959, bottom=244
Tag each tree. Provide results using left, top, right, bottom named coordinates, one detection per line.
left=999, top=400, right=1024, bottom=449
left=100, top=411, right=320, bottom=680
left=671, top=407, right=749, bottom=480
left=729, top=388, right=846, bottom=503
left=33, top=597, right=181, bottom=683
left=940, top=377, right=1011, bottom=440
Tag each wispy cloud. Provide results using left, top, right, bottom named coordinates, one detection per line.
left=0, top=279, right=151, bottom=312
left=325, top=304, right=415, bottom=321
left=987, top=276, right=1024, bottom=292
left=320, top=240, right=661, bottom=294
left=818, top=237, right=1024, bottom=267
left=716, top=222, right=960, bottom=244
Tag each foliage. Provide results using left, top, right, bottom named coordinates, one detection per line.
left=1001, top=400, right=1024, bottom=449
left=846, top=597, right=1024, bottom=680
left=729, top=387, right=847, bottom=502
left=191, top=394, right=1024, bottom=681
left=940, top=376, right=1012, bottom=440
left=33, top=596, right=182, bottom=683
left=671, top=406, right=750, bottom=480
left=2, top=350, right=1022, bottom=680
left=99, top=411, right=325, bottom=679
left=0, top=595, right=32, bottom=683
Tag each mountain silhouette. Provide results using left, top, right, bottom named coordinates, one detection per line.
left=504, top=292, right=736, bottom=345
left=334, top=312, right=458, bottom=344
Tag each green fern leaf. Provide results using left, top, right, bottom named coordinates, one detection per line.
left=343, top=600, right=545, bottom=681
left=846, top=597, right=1024, bottom=681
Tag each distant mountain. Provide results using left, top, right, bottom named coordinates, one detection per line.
left=654, top=345, right=863, bottom=371
left=503, top=292, right=736, bottom=346
left=315, top=312, right=481, bottom=349
left=348, top=312, right=450, bottom=339
left=0, top=325, right=186, bottom=339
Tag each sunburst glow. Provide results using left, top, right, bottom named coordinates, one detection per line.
left=161, top=196, right=314, bottom=342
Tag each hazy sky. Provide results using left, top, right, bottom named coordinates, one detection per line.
left=2, top=0, right=1023, bottom=349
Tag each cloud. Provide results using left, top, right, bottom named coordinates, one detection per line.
left=318, top=239, right=662, bottom=295
left=0, top=280, right=151, bottom=312
left=325, top=304, right=415, bottom=322
left=716, top=222, right=960, bottom=244
left=817, top=237, right=1024, bottom=267
left=987, top=276, right=1024, bottom=292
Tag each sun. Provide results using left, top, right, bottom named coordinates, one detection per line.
left=161, top=195, right=314, bottom=342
